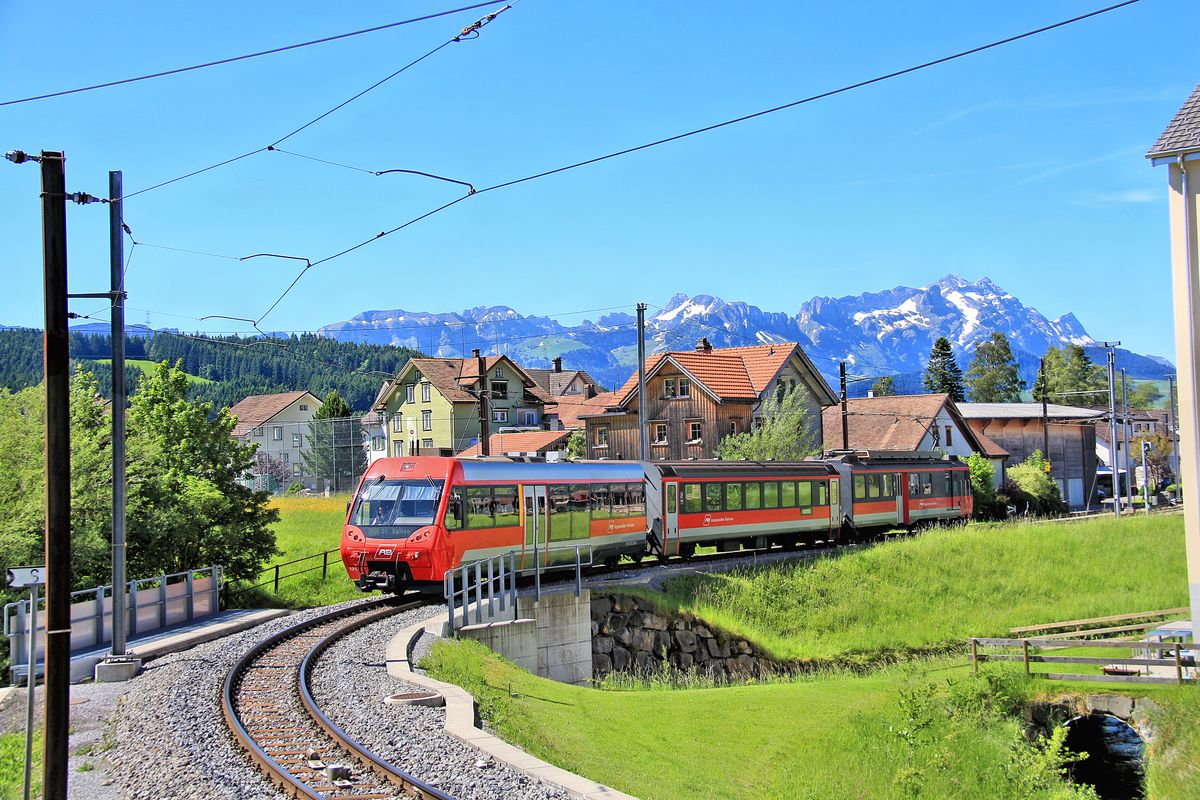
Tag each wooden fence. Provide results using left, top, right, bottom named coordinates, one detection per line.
left=969, top=636, right=1196, bottom=686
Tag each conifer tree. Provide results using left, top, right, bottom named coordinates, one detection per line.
left=870, top=376, right=897, bottom=397
left=922, top=337, right=965, bottom=401
left=965, top=332, right=1025, bottom=402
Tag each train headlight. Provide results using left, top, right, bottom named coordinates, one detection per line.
left=409, top=551, right=421, bottom=561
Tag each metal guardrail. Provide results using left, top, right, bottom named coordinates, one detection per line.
left=444, top=545, right=594, bottom=634
left=3, top=565, right=221, bottom=684
left=226, top=548, right=341, bottom=602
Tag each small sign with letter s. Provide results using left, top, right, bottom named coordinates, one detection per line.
left=6, top=566, right=45, bottom=589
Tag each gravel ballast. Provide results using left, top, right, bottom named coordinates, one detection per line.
left=310, top=610, right=572, bottom=800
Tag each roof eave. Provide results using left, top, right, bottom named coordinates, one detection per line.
left=1148, top=148, right=1200, bottom=166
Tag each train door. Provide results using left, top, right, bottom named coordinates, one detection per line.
left=895, top=472, right=905, bottom=524
left=521, top=484, right=549, bottom=571
left=829, top=478, right=840, bottom=537
left=899, top=471, right=911, bottom=526
left=664, top=482, right=679, bottom=555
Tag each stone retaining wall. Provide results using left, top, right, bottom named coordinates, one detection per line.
left=590, top=593, right=780, bottom=681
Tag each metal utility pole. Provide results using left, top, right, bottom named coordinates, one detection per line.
left=1121, top=369, right=1134, bottom=510
left=475, top=349, right=490, bottom=456
left=1039, top=358, right=1050, bottom=466
left=1104, top=342, right=1121, bottom=517
left=40, top=150, right=71, bottom=800
left=839, top=362, right=849, bottom=450
left=96, top=171, right=140, bottom=681
left=636, top=303, right=648, bottom=462
left=1168, top=374, right=1180, bottom=500
left=1141, top=440, right=1152, bottom=515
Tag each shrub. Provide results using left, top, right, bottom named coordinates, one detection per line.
left=285, top=481, right=305, bottom=496
left=966, top=452, right=1006, bottom=520
left=1004, top=450, right=1065, bottom=517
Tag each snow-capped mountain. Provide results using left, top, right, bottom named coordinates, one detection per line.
left=317, top=276, right=1171, bottom=393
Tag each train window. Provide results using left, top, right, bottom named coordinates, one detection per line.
left=909, top=474, right=921, bottom=497
left=627, top=482, right=646, bottom=517
left=466, top=486, right=494, bottom=528
left=745, top=482, right=761, bottom=510
left=798, top=481, right=812, bottom=507
left=781, top=481, right=796, bottom=507
left=683, top=483, right=702, bottom=513
left=853, top=475, right=865, bottom=500
left=868, top=476, right=881, bottom=499
left=922, top=474, right=933, bottom=496
left=704, top=483, right=722, bottom=512
left=492, top=485, right=519, bottom=527
left=944, top=472, right=953, bottom=495
left=591, top=485, right=612, bottom=519
left=882, top=474, right=896, bottom=497
left=763, top=482, right=779, bottom=508
left=548, top=485, right=570, bottom=541
left=817, top=481, right=828, bottom=506
left=726, top=483, right=743, bottom=511
left=667, top=484, right=677, bottom=514
left=444, top=488, right=465, bottom=530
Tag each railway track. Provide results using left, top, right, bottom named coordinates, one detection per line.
left=222, top=598, right=453, bottom=800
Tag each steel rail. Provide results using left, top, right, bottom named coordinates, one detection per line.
left=221, top=597, right=453, bottom=800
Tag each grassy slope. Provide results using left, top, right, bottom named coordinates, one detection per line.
left=92, top=358, right=213, bottom=385
left=653, top=515, right=1188, bottom=661
left=425, top=514, right=1196, bottom=800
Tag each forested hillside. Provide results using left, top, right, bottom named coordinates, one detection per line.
left=0, top=328, right=421, bottom=411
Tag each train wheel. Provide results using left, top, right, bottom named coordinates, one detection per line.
left=628, top=553, right=644, bottom=565
left=603, top=555, right=619, bottom=570
left=679, top=543, right=697, bottom=561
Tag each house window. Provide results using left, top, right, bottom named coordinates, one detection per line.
left=728, top=420, right=738, bottom=436
left=421, top=383, right=431, bottom=402
left=281, top=452, right=289, bottom=463
left=292, top=463, right=301, bottom=477
left=491, top=381, right=508, bottom=400
left=292, top=433, right=302, bottom=448
left=688, top=421, right=702, bottom=442
left=422, top=438, right=434, bottom=450
left=422, top=410, right=432, bottom=431
left=595, top=426, right=609, bottom=447
left=273, top=426, right=283, bottom=440
left=394, top=441, right=405, bottom=457
left=371, top=436, right=384, bottom=451
left=299, top=404, right=308, bottom=412
left=523, top=411, right=537, bottom=426
left=652, top=423, right=668, bottom=444
left=663, top=378, right=676, bottom=398
left=944, top=426, right=953, bottom=447
left=678, top=378, right=690, bottom=398
left=406, top=384, right=415, bottom=403
left=392, top=416, right=403, bottom=433
left=253, top=427, right=263, bottom=437
left=492, top=409, right=509, bottom=424
left=493, top=367, right=504, bottom=379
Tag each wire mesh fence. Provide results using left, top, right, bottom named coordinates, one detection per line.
left=239, top=415, right=368, bottom=495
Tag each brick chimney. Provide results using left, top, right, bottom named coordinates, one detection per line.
left=696, top=337, right=713, bottom=353
left=553, top=356, right=562, bottom=373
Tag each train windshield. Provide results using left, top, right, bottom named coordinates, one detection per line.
left=349, top=479, right=443, bottom=539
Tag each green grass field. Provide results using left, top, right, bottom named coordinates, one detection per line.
left=92, top=358, right=213, bottom=385
left=0, top=731, right=38, bottom=800
left=423, top=514, right=1196, bottom=799
left=232, top=495, right=361, bottom=608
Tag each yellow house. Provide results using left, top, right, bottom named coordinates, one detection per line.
left=374, top=349, right=552, bottom=456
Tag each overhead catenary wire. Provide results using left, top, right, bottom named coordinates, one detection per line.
left=240, top=0, right=1141, bottom=325
left=0, top=2, right=510, bottom=108
left=119, top=3, right=520, bottom=201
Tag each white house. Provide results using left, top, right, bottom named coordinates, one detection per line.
left=230, top=390, right=323, bottom=490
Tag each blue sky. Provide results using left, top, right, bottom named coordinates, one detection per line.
left=1, top=0, right=1195, bottom=359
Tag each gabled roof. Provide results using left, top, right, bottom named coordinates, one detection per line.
left=547, top=392, right=619, bottom=429
left=821, top=393, right=1001, bottom=456
left=458, top=429, right=574, bottom=457
left=524, top=368, right=600, bottom=397
left=230, top=391, right=319, bottom=437
left=609, top=343, right=836, bottom=407
left=377, top=355, right=551, bottom=408
left=1148, top=82, right=1200, bottom=159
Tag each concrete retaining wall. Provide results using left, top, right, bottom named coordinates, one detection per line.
left=456, top=591, right=593, bottom=686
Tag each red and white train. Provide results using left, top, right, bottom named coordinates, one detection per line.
left=341, top=452, right=972, bottom=592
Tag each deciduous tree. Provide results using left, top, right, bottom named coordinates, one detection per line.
left=965, top=332, right=1025, bottom=403
left=716, top=387, right=818, bottom=461
left=1034, top=345, right=1106, bottom=407
left=871, top=376, right=897, bottom=397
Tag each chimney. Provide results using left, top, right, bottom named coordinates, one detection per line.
left=553, top=356, right=562, bottom=373
left=471, top=348, right=481, bottom=359
left=696, top=337, right=712, bottom=353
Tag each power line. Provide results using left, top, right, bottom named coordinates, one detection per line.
left=247, top=0, right=1140, bottom=323
left=120, top=3, right=519, bottom=201
left=0, top=2, right=510, bottom=108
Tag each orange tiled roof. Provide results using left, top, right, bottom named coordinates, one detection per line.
left=388, top=356, right=551, bottom=406
left=550, top=392, right=620, bottom=429
left=230, top=391, right=314, bottom=438
left=821, top=393, right=949, bottom=451
left=610, top=343, right=815, bottom=406
left=457, top=429, right=574, bottom=457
